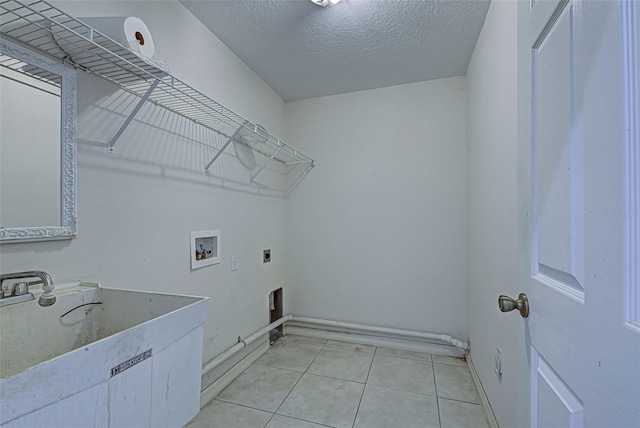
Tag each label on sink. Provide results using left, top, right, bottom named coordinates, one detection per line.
left=110, top=349, right=152, bottom=377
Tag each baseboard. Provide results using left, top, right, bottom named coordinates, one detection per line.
left=199, top=339, right=270, bottom=409
left=467, top=352, right=499, bottom=428
left=285, top=324, right=463, bottom=357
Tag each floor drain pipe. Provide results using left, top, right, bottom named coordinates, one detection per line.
left=288, top=315, right=469, bottom=351
left=201, top=315, right=293, bottom=375
left=201, top=314, right=468, bottom=377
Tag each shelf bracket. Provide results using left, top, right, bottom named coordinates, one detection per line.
left=250, top=145, right=283, bottom=184
left=107, top=72, right=166, bottom=153
left=204, top=123, right=245, bottom=173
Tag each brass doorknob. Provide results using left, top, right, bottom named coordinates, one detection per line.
left=498, top=293, right=529, bottom=318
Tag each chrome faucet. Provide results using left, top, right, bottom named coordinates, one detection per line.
left=0, top=270, right=56, bottom=306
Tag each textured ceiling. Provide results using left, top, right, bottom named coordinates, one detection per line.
left=180, top=0, right=490, bottom=101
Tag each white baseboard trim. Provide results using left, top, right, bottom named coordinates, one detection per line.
left=467, top=352, right=499, bottom=428
left=199, top=339, right=270, bottom=409
left=285, top=324, right=464, bottom=357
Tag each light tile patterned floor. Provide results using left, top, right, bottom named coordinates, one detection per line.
left=187, top=335, right=489, bottom=428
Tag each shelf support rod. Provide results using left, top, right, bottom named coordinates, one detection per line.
left=250, top=145, right=283, bottom=184
left=204, top=124, right=244, bottom=173
left=107, top=73, right=166, bottom=153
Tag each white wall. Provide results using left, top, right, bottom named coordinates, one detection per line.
left=0, top=1, right=289, bottom=368
left=466, top=1, right=519, bottom=425
left=283, top=77, right=468, bottom=337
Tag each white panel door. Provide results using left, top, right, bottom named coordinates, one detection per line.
left=517, top=0, right=640, bottom=426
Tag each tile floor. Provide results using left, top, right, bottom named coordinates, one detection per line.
left=187, top=335, right=489, bottom=428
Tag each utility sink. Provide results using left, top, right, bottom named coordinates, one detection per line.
left=0, top=282, right=208, bottom=427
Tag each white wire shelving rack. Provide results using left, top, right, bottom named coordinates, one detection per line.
left=0, top=48, right=61, bottom=91
left=0, top=0, right=315, bottom=189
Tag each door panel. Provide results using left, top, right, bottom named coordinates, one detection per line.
left=533, top=0, right=585, bottom=296
left=518, top=0, right=640, bottom=426
left=532, top=348, right=584, bottom=428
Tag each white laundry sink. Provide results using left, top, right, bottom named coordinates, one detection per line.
left=0, top=282, right=208, bottom=427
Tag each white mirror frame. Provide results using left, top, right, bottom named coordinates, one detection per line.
left=0, top=37, right=77, bottom=243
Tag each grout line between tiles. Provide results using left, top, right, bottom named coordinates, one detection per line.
left=273, top=414, right=336, bottom=428
left=359, top=382, right=438, bottom=399
left=263, top=411, right=276, bottom=428
left=251, top=361, right=307, bottom=373
left=305, top=343, right=325, bottom=372
left=272, top=343, right=324, bottom=416
left=437, top=396, right=485, bottom=406
left=207, top=399, right=335, bottom=428
left=312, top=347, right=375, bottom=377
left=364, top=347, right=376, bottom=384
left=213, top=394, right=283, bottom=415
left=351, top=347, right=376, bottom=428
left=209, top=398, right=273, bottom=416
left=271, top=373, right=303, bottom=417
left=302, top=371, right=368, bottom=385
left=432, top=356, right=442, bottom=428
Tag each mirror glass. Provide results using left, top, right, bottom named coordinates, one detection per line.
left=0, top=38, right=76, bottom=243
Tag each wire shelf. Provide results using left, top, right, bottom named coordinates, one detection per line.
left=0, top=51, right=61, bottom=92
left=0, top=0, right=315, bottom=180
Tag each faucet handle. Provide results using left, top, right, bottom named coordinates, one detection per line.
left=11, top=282, right=30, bottom=296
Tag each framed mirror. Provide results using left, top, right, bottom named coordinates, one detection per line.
left=0, top=37, right=77, bottom=243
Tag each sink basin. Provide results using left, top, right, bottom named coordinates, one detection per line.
left=0, top=282, right=208, bottom=427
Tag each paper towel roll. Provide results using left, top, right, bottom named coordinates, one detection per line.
left=52, top=16, right=168, bottom=72
left=87, top=17, right=156, bottom=58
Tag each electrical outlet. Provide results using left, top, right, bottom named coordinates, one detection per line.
left=494, top=346, right=503, bottom=377
left=263, top=249, right=271, bottom=263
left=231, top=255, right=238, bottom=271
